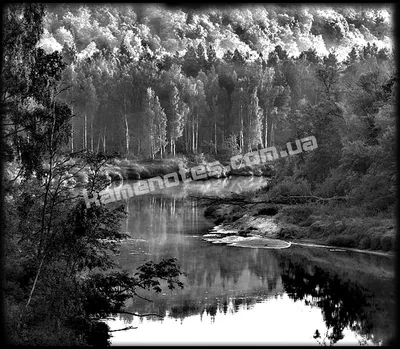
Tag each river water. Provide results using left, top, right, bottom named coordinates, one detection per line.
left=105, top=177, right=395, bottom=346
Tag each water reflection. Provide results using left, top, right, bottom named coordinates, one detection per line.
left=108, top=179, right=394, bottom=345
left=278, top=248, right=395, bottom=345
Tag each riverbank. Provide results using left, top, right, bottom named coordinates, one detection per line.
left=69, top=155, right=274, bottom=185
left=202, top=199, right=396, bottom=255
left=108, top=157, right=273, bottom=181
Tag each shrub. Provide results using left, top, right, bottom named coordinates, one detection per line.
left=268, top=176, right=312, bottom=199
left=288, top=206, right=313, bottom=223
left=381, top=235, right=395, bottom=252
left=172, top=154, right=188, bottom=167
left=326, top=235, right=355, bottom=248
left=193, top=152, right=207, bottom=165
left=257, top=206, right=278, bottom=216
left=314, top=168, right=357, bottom=198
left=359, top=236, right=371, bottom=249
left=350, top=173, right=395, bottom=212
left=118, top=159, right=132, bottom=167
left=370, top=235, right=382, bottom=250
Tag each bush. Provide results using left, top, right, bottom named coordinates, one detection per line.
left=118, top=159, right=133, bottom=167
left=370, top=235, right=382, bottom=250
left=326, top=235, right=355, bottom=248
left=174, top=154, right=189, bottom=168
left=268, top=176, right=312, bottom=199
left=381, top=235, right=395, bottom=251
left=256, top=206, right=278, bottom=216
left=314, top=168, right=357, bottom=198
left=359, top=236, right=371, bottom=249
left=286, top=206, right=313, bottom=224
left=192, top=152, right=207, bottom=165
left=350, top=173, right=395, bottom=212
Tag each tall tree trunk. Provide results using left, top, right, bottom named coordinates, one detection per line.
left=185, top=124, right=189, bottom=153
left=90, top=114, right=94, bottom=152
left=239, top=106, right=244, bottom=152
left=195, top=113, right=199, bottom=153
left=270, top=118, right=275, bottom=147
left=103, top=126, right=106, bottom=153
left=124, top=98, right=129, bottom=157
left=70, top=106, right=74, bottom=152
left=191, top=115, right=195, bottom=153
left=266, top=110, right=274, bottom=148
left=84, top=112, right=87, bottom=150
left=124, top=113, right=129, bottom=156
left=160, top=130, right=163, bottom=159
left=262, top=109, right=268, bottom=148
left=71, top=121, right=74, bottom=153
left=214, top=110, right=217, bottom=154
left=96, top=131, right=101, bottom=153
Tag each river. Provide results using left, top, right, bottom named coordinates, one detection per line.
left=105, top=177, right=395, bottom=346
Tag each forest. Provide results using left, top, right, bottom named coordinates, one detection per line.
left=36, top=4, right=394, bottom=157
left=2, top=3, right=396, bottom=346
left=38, top=3, right=396, bottom=215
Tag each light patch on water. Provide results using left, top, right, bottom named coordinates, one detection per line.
left=105, top=293, right=375, bottom=346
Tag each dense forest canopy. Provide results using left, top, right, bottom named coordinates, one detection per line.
left=32, top=3, right=394, bottom=157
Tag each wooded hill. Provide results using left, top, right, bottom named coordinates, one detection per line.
left=35, top=4, right=394, bottom=159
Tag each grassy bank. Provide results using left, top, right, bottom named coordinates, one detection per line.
left=203, top=199, right=396, bottom=253
left=107, top=154, right=274, bottom=181
left=108, top=157, right=186, bottom=180
left=274, top=203, right=396, bottom=252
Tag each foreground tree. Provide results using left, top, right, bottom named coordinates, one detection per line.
left=2, top=4, right=186, bottom=346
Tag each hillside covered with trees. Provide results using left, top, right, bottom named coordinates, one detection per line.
left=38, top=4, right=394, bottom=157
left=7, top=3, right=396, bottom=213
left=2, top=3, right=396, bottom=346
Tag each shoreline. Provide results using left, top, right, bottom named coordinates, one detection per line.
left=201, top=200, right=396, bottom=256
left=289, top=241, right=395, bottom=257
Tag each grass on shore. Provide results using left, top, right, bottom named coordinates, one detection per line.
left=275, top=202, right=396, bottom=252
left=110, top=157, right=185, bottom=179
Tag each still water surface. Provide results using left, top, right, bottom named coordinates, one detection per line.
left=106, top=178, right=395, bottom=346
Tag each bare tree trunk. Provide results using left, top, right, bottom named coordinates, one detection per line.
left=185, top=125, right=188, bottom=153
left=270, top=119, right=275, bottom=147
left=191, top=116, right=195, bottom=153
left=71, top=106, right=74, bottom=152
left=103, top=126, right=106, bottom=153
left=262, top=109, right=267, bottom=148
left=26, top=256, right=45, bottom=308
left=240, top=107, right=244, bottom=152
left=214, top=110, right=217, bottom=154
left=160, top=130, right=163, bottom=159
left=71, top=122, right=74, bottom=152
left=84, top=112, right=87, bottom=150
left=124, top=98, right=129, bottom=157
left=90, top=116, right=93, bottom=152
left=195, top=114, right=199, bottom=153
left=96, top=131, right=101, bottom=153
left=124, top=114, right=129, bottom=156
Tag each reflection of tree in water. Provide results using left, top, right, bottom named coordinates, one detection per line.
left=232, top=297, right=258, bottom=312
left=247, top=250, right=281, bottom=290
left=167, top=295, right=259, bottom=322
left=279, top=255, right=390, bottom=345
left=169, top=299, right=204, bottom=319
left=187, top=246, right=281, bottom=290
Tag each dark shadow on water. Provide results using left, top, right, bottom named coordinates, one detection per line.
left=277, top=247, right=395, bottom=345
left=112, top=179, right=395, bottom=345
